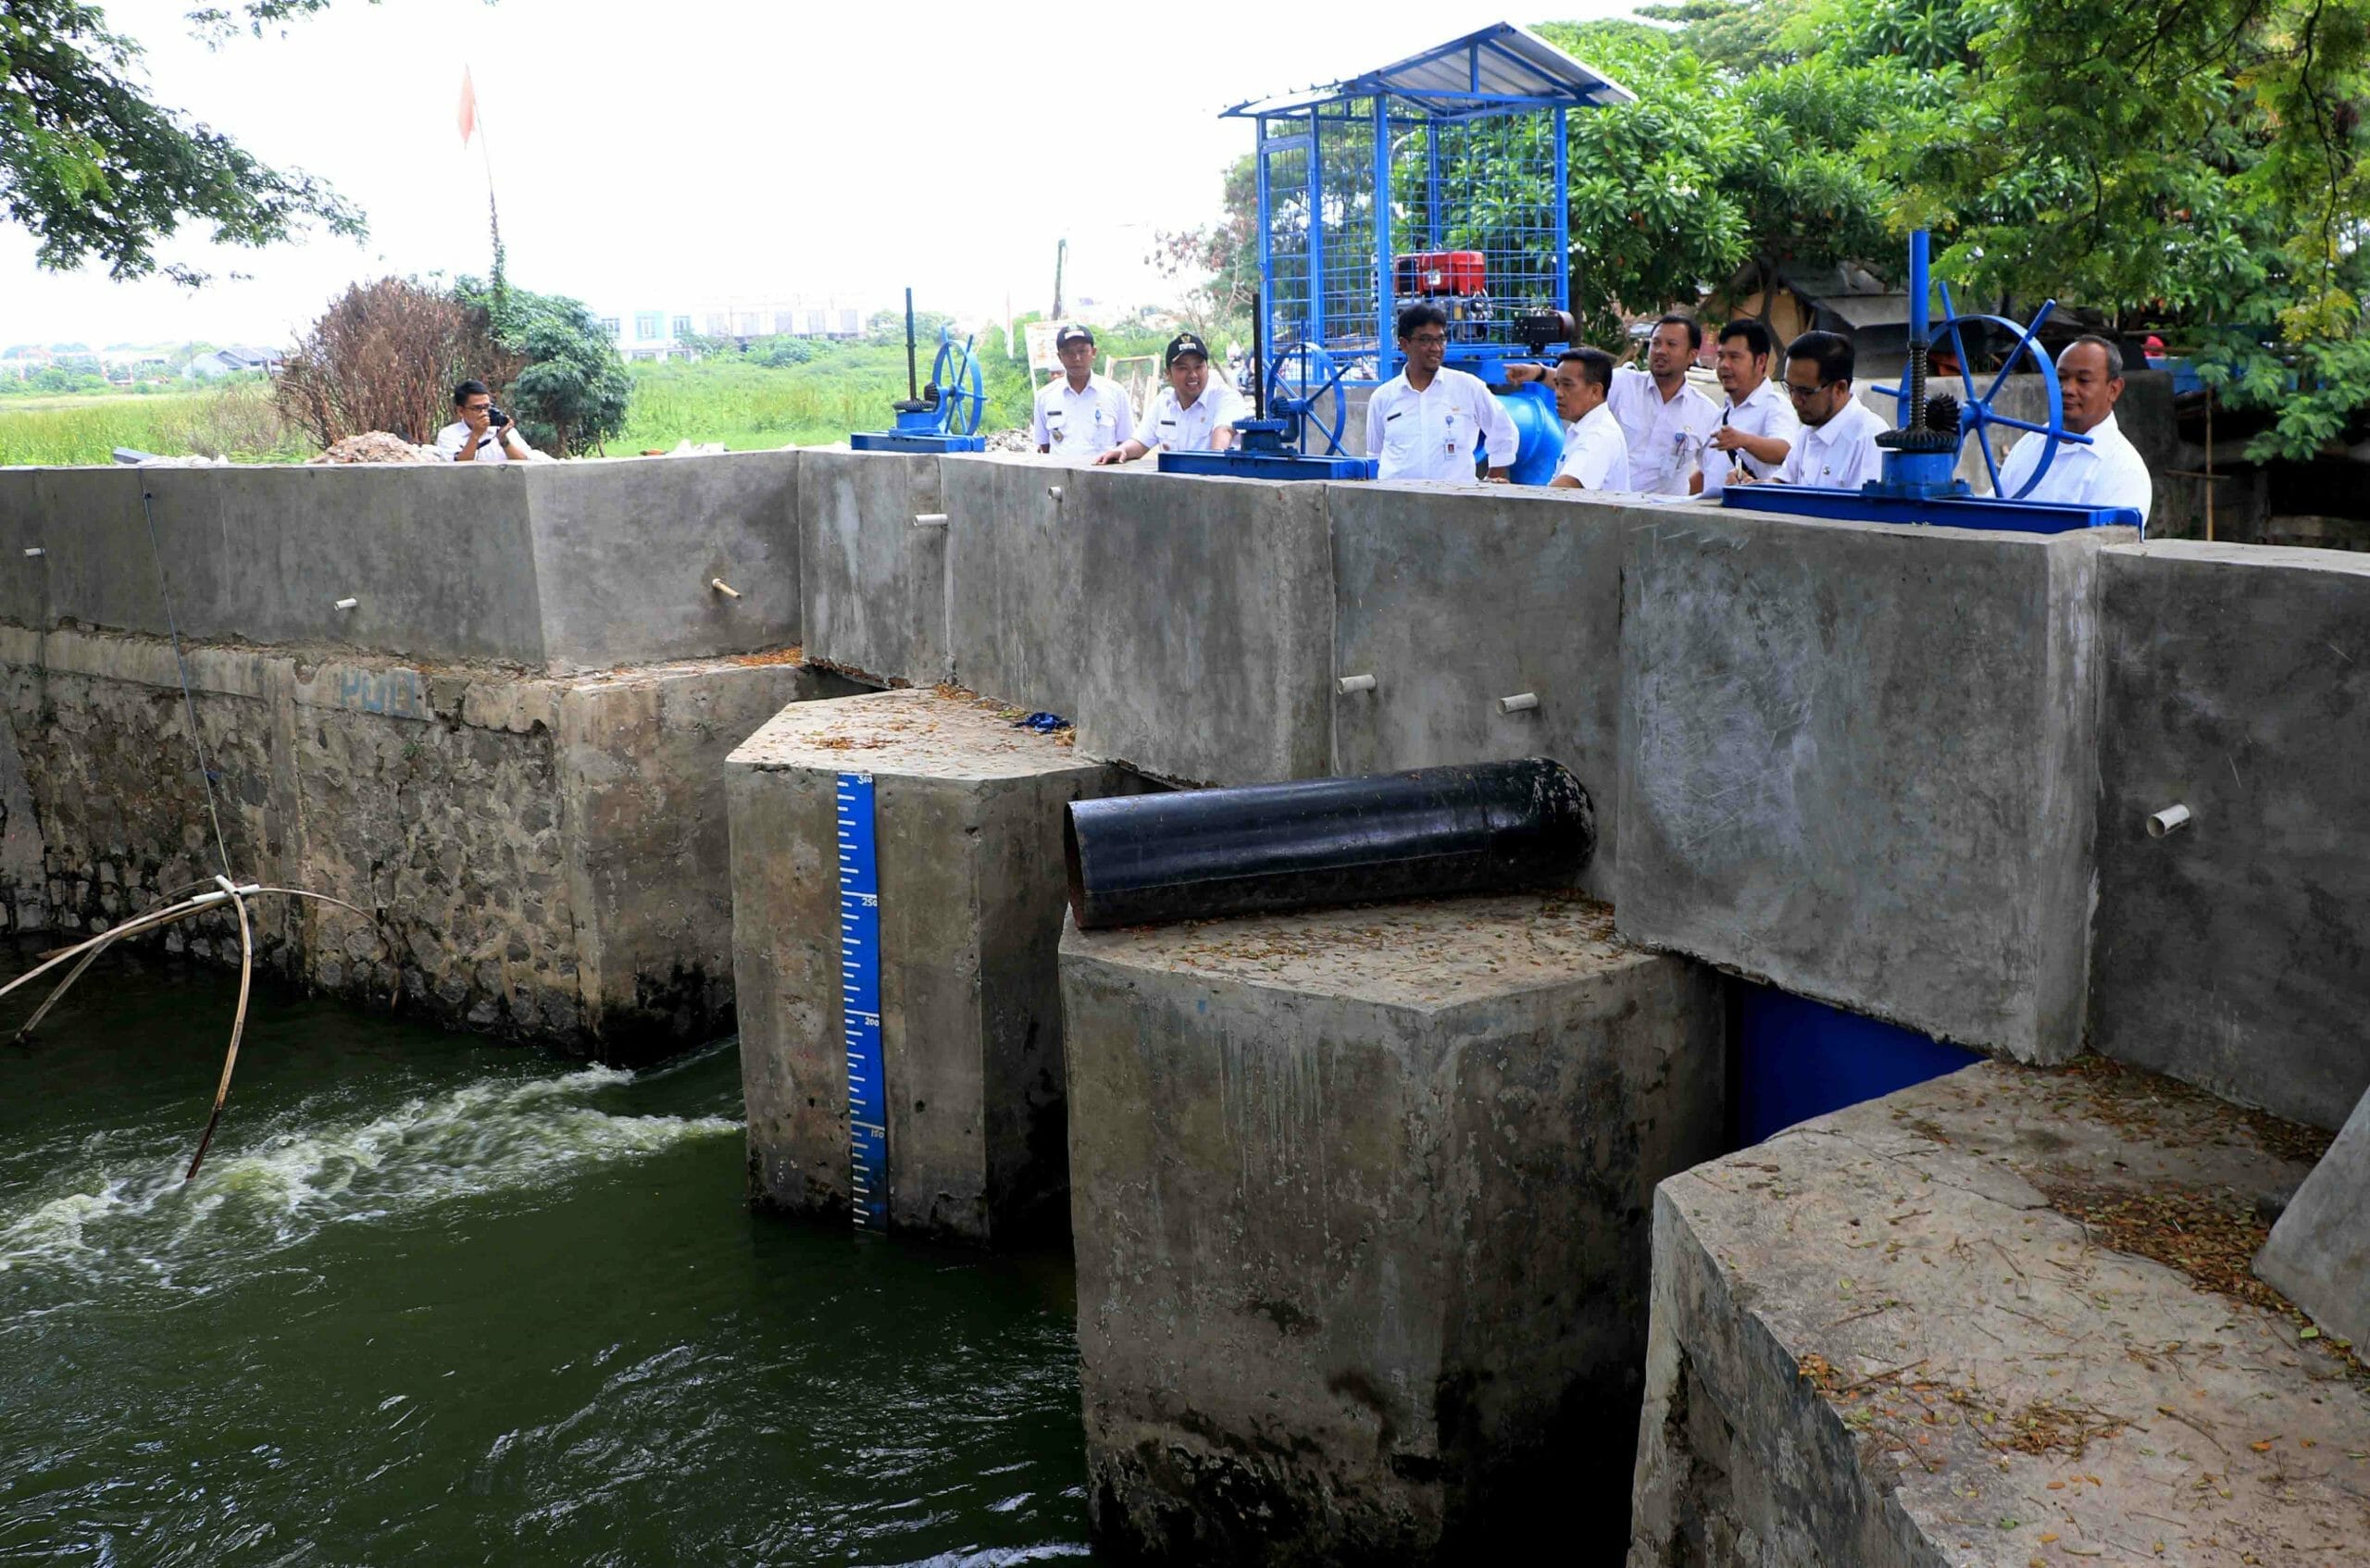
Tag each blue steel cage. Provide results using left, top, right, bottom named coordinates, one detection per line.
left=1225, top=23, right=1632, bottom=388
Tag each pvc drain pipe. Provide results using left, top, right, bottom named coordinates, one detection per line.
left=2147, top=803, right=2191, bottom=838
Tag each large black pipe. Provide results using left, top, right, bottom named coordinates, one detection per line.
left=1063, top=759, right=1594, bottom=931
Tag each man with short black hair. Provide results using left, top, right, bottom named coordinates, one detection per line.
left=1547, top=348, right=1630, bottom=492
left=1363, top=304, right=1516, bottom=483
left=1990, top=335, right=2152, bottom=522
left=1096, top=332, right=1244, bottom=464
left=1756, top=330, right=1887, bottom=490
left=1607, top=312, right=1720, bottom=495
left=1033, top=325, right=1134, bottom=458
left=436, top=380, right=533, bottom=463
left=1696, top=318, right=1798, bottom=497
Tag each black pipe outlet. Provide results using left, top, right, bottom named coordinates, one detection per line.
left=1063, top=759, right=1594, bottom=931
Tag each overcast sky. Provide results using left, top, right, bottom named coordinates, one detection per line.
left=0, top=0, right=1640, bottom=347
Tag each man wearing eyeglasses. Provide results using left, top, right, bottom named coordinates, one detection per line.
left=1606, top=313, right=1721, bottom=495
left=1750, top=330, right=1888, bottom=491
left=1364, top=304, right=1517, bottom=483
left=1694, top=319, right=1798, bottom=498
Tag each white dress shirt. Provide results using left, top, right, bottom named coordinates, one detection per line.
left=1774, top=397, right=1889, bottom=490
left=1364, top=367, right=1518, bottom=482
left=435, top=420, right=519, bottom=463
left=1698, top=377, right=1802, bottom=498
left=1606, top=366, right=1722, bottom=495
left=1556, top=403, right=1632, bottom=491
left=1139, top=382, right=1247, bottom=453
left=1033, top=374, right=1134, bottom=458
left=1992, top=412, right=2152, bottom=523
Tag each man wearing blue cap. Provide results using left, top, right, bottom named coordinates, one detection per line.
left=1095, top=332, right=1245, bottom=464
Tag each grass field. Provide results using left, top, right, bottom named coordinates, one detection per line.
left=0, top=342, right=1071, bottom=465
left=0, top=383, right=306, bottom=465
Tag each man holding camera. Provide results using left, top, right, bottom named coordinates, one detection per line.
left=436, top=380, right=534, bottom=463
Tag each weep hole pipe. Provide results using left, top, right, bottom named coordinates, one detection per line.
left=1063, top=758, right=1595, bottom=931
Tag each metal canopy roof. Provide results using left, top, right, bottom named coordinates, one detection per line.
left=1221, top=21, right=1635, bottom=119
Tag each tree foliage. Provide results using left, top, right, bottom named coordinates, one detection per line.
left=456, top=275, right=630, bottom=456
left=0, top=0, right=377, bottom=283
left=274, top=277, right=518, bottom=446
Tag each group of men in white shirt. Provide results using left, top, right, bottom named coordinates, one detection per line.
left=1026, top=302, right=2152, bottom=527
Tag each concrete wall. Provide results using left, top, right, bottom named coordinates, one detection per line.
left=2089, top=541, right=2370, bottom=1128
left=1328, top=481, right=1627, bottom=900
left=10, top=451, right=802, bottom=672
left=1616, top=510, right=2124, bottom=1062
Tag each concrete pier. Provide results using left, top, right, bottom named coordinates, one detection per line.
left=1060, top=894, right=1724, bottom=1563
left=728, top=688, right=1130, bottom=1242
left=1628, top=1060, right=2362, bottom=1567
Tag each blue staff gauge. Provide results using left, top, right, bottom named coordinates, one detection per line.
left=835, top=772, right=889, bottom=1233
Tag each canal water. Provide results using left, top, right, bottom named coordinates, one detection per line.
left=0, top=950, right=1093, bottom=1565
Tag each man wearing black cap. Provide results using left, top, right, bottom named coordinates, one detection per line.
left=1094, top=332, right=1245, bottom=465
left=1032, top=324, right=1135, bottom=459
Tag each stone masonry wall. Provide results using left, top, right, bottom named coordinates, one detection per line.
left=0, top=625, right=836, bottom=1060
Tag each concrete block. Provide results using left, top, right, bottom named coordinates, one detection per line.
left=2090, top=541, right=2370, bottom=1128
left=729, top=687, right=1127, bottom=1242
left=557, top=657, right=859, bottom=1062
left=0, top=470, right=51, bottom=629
left=1617, top=508, right=2130, bottom=1060
left=1629, top=1061, right=2357, bottom=1568
left=942, top=453, right=1082, bottom=717
left=526, top=451, right=801, bottom=671
left=1074, top=467, right=1332, bottom=784
left=796, top=449, right=949, bottom=685
left=1329, top=482, right=1627, bottom=901
left=1061, top=896, right=1724, bottom=1563
left=2256, top=1085, right=2370, bottom=1351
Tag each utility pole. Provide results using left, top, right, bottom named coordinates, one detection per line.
left=1052, top=237, right=1067, bottom=322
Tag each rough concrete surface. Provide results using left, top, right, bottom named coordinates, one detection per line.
left=797, top=448, right=950, bottom=686
left=523, top=450, right=802, bottom=671
left=13, top=454, right=805, bottom=672
left=1618, top=508, right=2130, bottom=1061
left=2090, top=541, right=2370, bottom=1130
left=0, top=625, right=830, bottom=1057
left=2256, top=1085, right=2370, bottom=1356
left=1328, top=481, right=1627, bottom=901
left=728, top=687, right=1127, bottom=1242
left=1628, top=1060, right=2364, bottom=1568
left=1073, top=467, right=1333, bottom=784
left=1062, top=894, right=1725, bottom=1564
left=942, top=453, right=1086, bottom=719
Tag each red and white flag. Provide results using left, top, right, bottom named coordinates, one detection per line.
left=457, top=68, right=478, bottom=147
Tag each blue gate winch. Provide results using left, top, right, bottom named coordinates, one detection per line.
left=1727, top=229, right=2145, bottom=535
left=851, top=287, right=986, bottom=455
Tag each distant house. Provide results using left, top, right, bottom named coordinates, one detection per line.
left=593, top=296, right=873, bottom=361
left=187, top=345, right=282, bottom=379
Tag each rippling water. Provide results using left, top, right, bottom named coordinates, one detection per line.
left=0, top=949, right=1091, bottom=1565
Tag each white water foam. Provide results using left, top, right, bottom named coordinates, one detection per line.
left=0, top=1064, right=738, bottom=1284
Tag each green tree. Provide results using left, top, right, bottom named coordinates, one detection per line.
left=1874, top=0, right=2370, bottom=457
left=864, top=308, right=953, bottom=348
left=1, top=0, right=380, bottom=282
left=456, top=277, right=630, bottom=456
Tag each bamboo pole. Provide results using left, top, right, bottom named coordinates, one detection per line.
left=184, top=886, right=256, bottom=1183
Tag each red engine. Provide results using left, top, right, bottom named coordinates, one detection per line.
left=1393, top=251, right=1486, bottom=298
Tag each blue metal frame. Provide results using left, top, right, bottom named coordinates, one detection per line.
left=1238, top=26, right=1626, bottom=390
left=1728, top=484, right=2140, bottom=533
left=835, top=772, right=889, bottom=1234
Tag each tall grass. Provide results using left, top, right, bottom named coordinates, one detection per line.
left=0, top=383, right=305, bottom=465
left=0, top=342, right=1062, bottom=465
